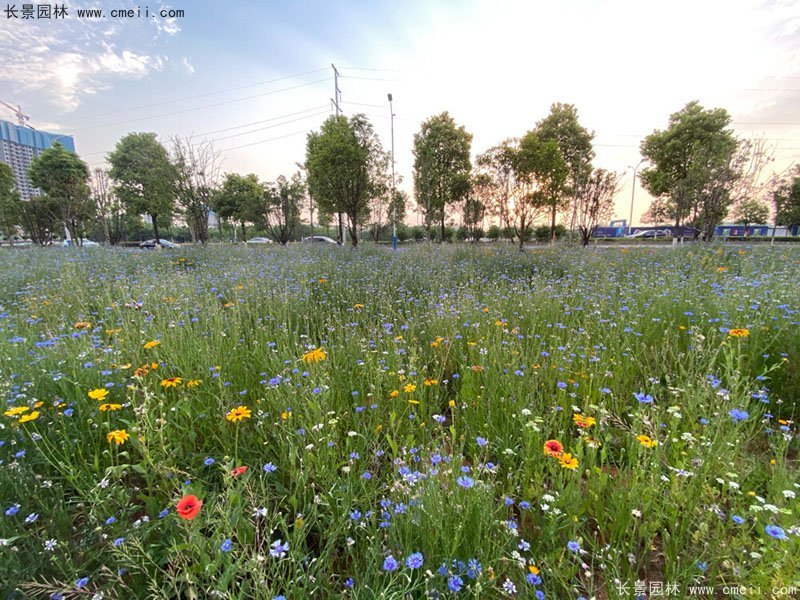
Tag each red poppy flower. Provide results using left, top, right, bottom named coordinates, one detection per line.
left=176, top=494, right=202, bottom=520
left=231, top=466, right=248, bottom=477
left=543, top=439, right=564, bottom=458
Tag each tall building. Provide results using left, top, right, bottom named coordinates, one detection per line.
left=0, top=119, right=75, bottom=201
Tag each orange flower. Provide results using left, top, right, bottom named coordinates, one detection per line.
left=636, top=434, right=658, bottom=448
left=160, top=377, right=182, bottom=388
left=389, top=390, right=399, bottom=398
left=543, top=439, right=563, bottom=457
left=231, top=466, right=248, bottom=477
left=143, top=340, right=161, bottom=349
left=186, top=379, right=202, bottom=388
left=728, top=328, right=749, bottom=338
left=99, top=403, right=122, bottom=412
left=424, top=378, right=438, bottom=386
left=176, top=495, right=202, bottom=520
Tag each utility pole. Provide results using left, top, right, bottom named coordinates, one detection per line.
left=627, top=159, right=645, bottom=237
left=331, top=64, right=344, bottom=244
left=388, top=93, right=397, bottom=251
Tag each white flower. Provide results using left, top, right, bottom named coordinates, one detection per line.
left=782, top=490, right=796, bottom=500
left=253, top=507, right=268, bottom=518
left=44, top=539, right=57, bottom=551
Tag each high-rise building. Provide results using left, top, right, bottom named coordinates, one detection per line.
left=0, top=119, right=75, bottom=201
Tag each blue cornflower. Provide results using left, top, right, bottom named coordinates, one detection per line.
left=158, top=508, right=170, bottom=519
left=344, top=578, right=354, bottom=588
left=113, top=537, right=125, bottom=547
left=448, top=575, right=464, bottom=592
left=383, top=555, right=399, bottom=571
left=557, top=381, right=567, bottom=389
left=765, top=524, right=786, bottom=540
left=105, top=516, right=116, bottom=525
left=274, top=596, right=286, bottom=600
left=5, top=504, right=20, bottom=517
left=75, top=577, right=89, bottom=588
left=476, top=436, right=488, bottom=447
left=270, top=539, right=289, bottom=558
left=24, top=513, right=38, bottom=523
left=203, top=457, right=215, bottom=466
left=456, top=476, right=475, bottom=489
left=634, top=392, right=654, bottom=404
left=567, top=540, right=581, bottom=553
left=349, top=509, right=362, bottom=521
left=220, top=538, right=233, bottom=552
left=536, top=591, right=545, bottom=599
left=697, top=561, right=708, bottom=571
left=405, top=552, right=424, bottom=569
left=526, top=572, right=542, bottom=585
left=732, top=515, right=745, bottom=524
left=729, top=409, right=749, bottom=422
left=466, top=558, right=482, bottom=579
left=263, top=462, right=278, bottom=473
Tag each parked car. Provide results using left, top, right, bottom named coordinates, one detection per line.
left=245, top=237, right=273, bottom=244
left=62, top=239, right=100, bottom=247
left=302, top=235, right=340, bottom=245
left=625, top=229, right=672, bottom=239
left=139, top=239, right=180, bottom=249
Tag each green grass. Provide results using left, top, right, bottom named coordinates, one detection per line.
left=0, top=243, right=798, bottom=599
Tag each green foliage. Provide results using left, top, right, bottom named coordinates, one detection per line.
left=18, top=196, right=60, bottom=245
left=212, top=173, right=264, bottom=242
left=264, top=173, right=304, bottom=245
left=774, top=166, right=800, bottom=228
left=108, top=133, right=176, bottom=243
left=640, top=101, right=739, bottom=239
left=306, top=114, right=387, bottom=247
left=412, top=112, right=472, bottom=240
left=27, top=142, right=93, bottom=242
left=0, top=245, right=798, bottom=598
left=735, top=198, right=771, bottom=230
left=0, top=163, right=21, bottom=245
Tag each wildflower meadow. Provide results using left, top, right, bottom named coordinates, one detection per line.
left=0, top=243, right=798, bottom=599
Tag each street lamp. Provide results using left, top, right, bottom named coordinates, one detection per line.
left=627, top=159, right=645, bottom=236
left=388, top=93, right=397, bottom=251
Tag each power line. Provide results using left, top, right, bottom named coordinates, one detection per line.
left=61, top=67, right=330, bottom=124
left=65, top=77, right=332, bottom=134
left=217, top=128, right=313, bottom=154
left=210, top=109, right=331, bottom=142
left=193, top=105, right=329, bottom=137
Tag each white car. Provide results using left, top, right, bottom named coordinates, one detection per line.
left=302, top=235, right=340, bottom=245
left=245, top=237, right=273, bottom=244
left=62, top=239, right=100, bottom=247
left=139, top=239, right=180, bottom=249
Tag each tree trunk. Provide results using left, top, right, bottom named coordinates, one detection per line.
left=672, top=215, right=680, bottom=247
left=440, top=212, right=445, bottom=243
left=550, top=204, right=557, bottom=244
left=152, top=214, right=160, bottom=246
left=241, top=222, right=247, bottom=243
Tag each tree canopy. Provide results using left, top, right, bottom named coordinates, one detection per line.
left=412, top=112, right=472, bottom=241
left=108, top=133, right=176, bottom=244
left=306, top=114, right=387, bottom=247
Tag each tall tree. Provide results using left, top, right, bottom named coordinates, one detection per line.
left=640, top=101, right=738, bottom=243
left=515, top=131, right=569, bottom=247
left=734, top=198, right=770, bottom=233
left=477, top=140, right=519, bottom=234
left=108, top=133, right=176, bottom=245
left=212, top=173, right=263, bottom=242
left=412, top=112, right=473, bottom=241
left=171, top=136, right=220, bottom=244
left=534, top=103, right=595, bottom=238
left=574, top=168, right=619, bottom=246
left=91, top=168, right=129, bottom=245
left=27, top=142, right=93, bottom=244
left=463, top=173, right=490, bottom=243
left=264, top=173, right=304, bottom=245
left=19, top=196, right=59, bottom=246
left=306, top=114, right=387, bottom=248
left=774, top=166, right=800, bottom=228
left=0, top=163, right=21, bottom=246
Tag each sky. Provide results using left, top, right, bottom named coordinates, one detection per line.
left=1, top=0, right=798, bottom=225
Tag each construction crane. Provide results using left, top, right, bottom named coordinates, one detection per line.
left=0, top=101, right=30, bottom=126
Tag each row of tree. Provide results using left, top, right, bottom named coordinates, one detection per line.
left=1, top=100, right=798, bottom=248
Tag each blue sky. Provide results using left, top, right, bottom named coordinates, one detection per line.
left=1, top=0, right=798, bottom=223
